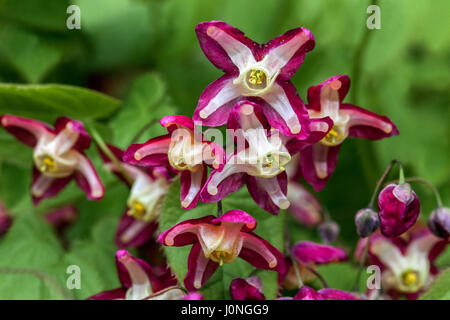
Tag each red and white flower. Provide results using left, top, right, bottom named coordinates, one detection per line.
left=158, top=210, right=286, bottom=291
left=0, top=115, right=104, bottom=204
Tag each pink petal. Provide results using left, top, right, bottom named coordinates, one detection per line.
left=180, top=167, right=207, bottom=209
left=184, top=242, right=219, bottom=291
left=318, top=288, right=359, bottom=300
left=247, top=173, right=289, bottom=215
left=158, top=215, right=216, bottom=247
left=341, top=104, right=399, bottom=140
left=260, top=80, right=311, bottom=139
left=262, top=27, right=315, bottom=81
left=193, top=73, right=241, bottom=127
left=286, top=182, right=322, bottom=227
left=74, top=153, right=105, bottom=201
left=123, top=134, right=171, bottom=167
left=115, top=211, right=158, bottom=249
left=293, top=286, right=324, bottom=300
left=299, top=144, right=341, bottom=191
left=200, top=156, right=248, bottom=203
left=0, top=114, right=53, bottom=147
left=239, top=232, right=286, bottom=273
left=54, top=117, right=91, bottom=151
left=116, top=250, right=166, bottom=293
left=31, top=168, right=72, bottom=205
left=196, top=20, right=259, bottom=73
left=160, top=115, right=194, bottom=133
left=307, top=75, right=351, bottom=112
left=211, top=209, right=257, bottom=232
left=291, top=241, right=347, bottom=264
left=378, top=184, right=420, bottom=237
left=230, top=277, right=266, bottom=300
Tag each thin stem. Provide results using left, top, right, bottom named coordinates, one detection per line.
left=292, top=259, right=304, bottom=289
left=217, top=200, right=223, bottom=217
left=386, top=177, right=443, bottom=207
left=368, top=159, right=403, bottom=209
left=89, top=125, right=134, bottom=185
left=304, top=265, right=328, bottom=289
left=0, top=267, right=75, bottom=300
left=353, top=238, right=370, bottom=291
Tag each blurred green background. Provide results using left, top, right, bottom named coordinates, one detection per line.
left=0, top=0, right=448, bottom=299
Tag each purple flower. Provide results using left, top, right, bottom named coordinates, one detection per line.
left=88, top=250, right=177, bottom=300
left=378, top=183, right=420, bottom=237
left=158, top=210, right=286, bottom=291
left=298, top=75, right=399, bottom=190
left=193, top=20, right=319, bottom=139
left=100, top=144, right=172, bottom=248
left=230, top=276, right=266, bottom=300
left=281, top=241, right=347, bottom=289
left=123, top=115, right=225, bottom=209
left=0, top=114, right=105, bottom=204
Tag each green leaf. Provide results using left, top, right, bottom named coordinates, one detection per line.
left=0, top=213, right=67, bottom=299
left=0, top=0, right=70, bottom=32
left=159, top=179, right=285, bottom=300
left=0, top=130, right=32, bottom=166
left=0, top=25, right=65, bottom=83
left=0, top=83, right=120, bottom=122
left=110, top=72, right=176, bottom=147
left=420, top=268, right=450, bottom=300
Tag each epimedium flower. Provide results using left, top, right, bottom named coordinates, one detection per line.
left=281, top=241, right=347, bottom=289
left=123, top=115, right=225, bottom=210
left=193, top=20, right=318, bottom=139
left=378, top=183, right=420, bottom=237
left=201, top=101, right=331, bottom=215
left=298, top=75, right=399, bottom=191
left=100, top=144, right=172, bottom=248
left=230, top=276, right=265, bottom=300
left=357, top=226, right=448, bottom=299
left=88, top=250, right=177, bottom=300
left=158, top=210, right=286, bottom=291
left=0, top=114, right=105, bottom=204
left=292, top=286, right=359, bottom=300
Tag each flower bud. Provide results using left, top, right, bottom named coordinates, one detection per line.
left=378, top=183, right=420, bottom=237
left=427, top=207, right=450, bottom=239
left=0, top=201, right=12, bottom=236
left=355, top=208, right=380, bottom=237
left=318, top=220, right=339, bottom=244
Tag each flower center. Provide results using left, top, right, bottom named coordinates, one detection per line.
left=211, top=250, right=232, bottom=266
left=127, top=200, right=146, bottom=220
left=38, top=155, right=56, bottom=173
left=246, top=69, right=267, bottom=90
left=401, top=270, right=419, bottom=287
left=320, top=125, right=345, bottom=146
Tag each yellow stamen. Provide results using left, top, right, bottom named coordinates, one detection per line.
left=321, top=125, right=343, bottom=146
left=401, top=270, right=419, bottom=286
left=39, top=155, right=55, bottom=173
left=127, top=201, right=146, bottom=219
left=246, top=69, right=267, bottom=89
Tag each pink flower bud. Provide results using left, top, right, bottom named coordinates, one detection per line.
left=318, top=220, right=339, bottom=244
left=378, top=183, right=420, bottom=237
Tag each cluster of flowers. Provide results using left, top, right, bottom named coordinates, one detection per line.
left=0, top=21, right=448, bottom=300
